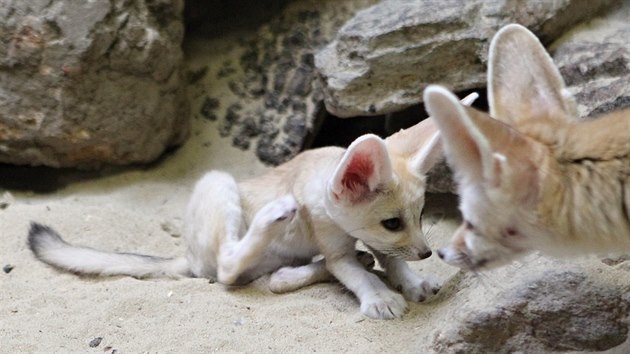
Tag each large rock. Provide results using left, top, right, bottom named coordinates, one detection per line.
left=315, top=0, right=619, bottom=117
left=0, top=0, right=188, bottom=168
left=553, top=0, right=630, bottom=117
left=432, top=270, right=630, bottom=353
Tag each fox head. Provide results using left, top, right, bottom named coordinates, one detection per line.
left=429, top=24, right=578, bottom=270
left=325, top=94, right=478, bottom=261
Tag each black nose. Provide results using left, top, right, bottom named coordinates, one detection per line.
left=437, top=249, right=445, bottom=259
left=419, top=250, right=432, bottom=259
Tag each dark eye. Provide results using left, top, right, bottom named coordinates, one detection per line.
left=381, top=218, right=403, bottom=231
left=504, top=227, right=518, bottom=237
left=464, top=221, right=474, bottom=230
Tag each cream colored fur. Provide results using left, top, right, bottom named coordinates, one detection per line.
left=27, top=95, right=479, bottom=320
left=428, top=24, right=630, bottom=271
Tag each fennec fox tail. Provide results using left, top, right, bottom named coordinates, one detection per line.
left=28, top=223, right=190, bottom=278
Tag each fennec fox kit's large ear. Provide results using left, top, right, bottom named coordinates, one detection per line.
left=330, top=134, right=393, bottom=204
left=488, top=24, right=576, bottom=124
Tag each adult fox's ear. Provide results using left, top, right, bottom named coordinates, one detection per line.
left=424, top=85, right=509, bottom=187
left=425, top=85, right=543, bottom=198
left=386, top=92, right=479, bottom=175
left=330, top=134, right=393, bottom=204
left=488, top=23, right=576, bottom=125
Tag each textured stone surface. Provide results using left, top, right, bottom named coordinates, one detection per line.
left=552, top=0, right=630, bottom=118
left=189, top=0, right=377, bottom=166
left=425, top=160, right=457, bottom=194
left=0, top=0, right=188, bottom=168
left=315, top=0, right=618, bottom=117
left=432, top=271, right=630, bottom=353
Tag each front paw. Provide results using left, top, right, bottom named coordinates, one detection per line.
left=396, top=274, right=441, bottom=303
left=360, top=290, right=407, bottom=320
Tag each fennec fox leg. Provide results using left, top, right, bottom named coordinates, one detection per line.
left=218, top=195, right=298, bottom=285
left=371, top=249, right=440, bottom=302
left=327, top=251, right=408, bottom=319
left=186, top=171, right=245, bottom=280
left=268, top=251, right=375, bottom=293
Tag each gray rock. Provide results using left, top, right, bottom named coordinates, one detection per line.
left=191, top=0, right=378, bottom=166
left=425, top=160, right=457, bottom=194
left=0, top=0, right=189, bottom=168
left=315, top=0, right=618, bottom=117
left=88, top=337, right=103, bottom=348
left=433, top=271, right=630, bottom=353
left=552, top=0, right=630, bottom=118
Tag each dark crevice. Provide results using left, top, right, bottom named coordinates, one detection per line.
left=309, top=87, right=487, bottom=149
left=184, top=0, right=295, bottom=39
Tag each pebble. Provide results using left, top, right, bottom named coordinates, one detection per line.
left=89, top=337, right=103, bottom=348
left=3, top=264, right=14, bottom=274
left=160, top=221, right=180, bottom=238
left=0, top=191, right=14, bottom=210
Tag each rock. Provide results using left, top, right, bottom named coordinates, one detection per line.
left=432, top=270, right=630, bottom=353
left=188, top=0, right=378, bottom=166
left=3, top=264, right=14, bottom=274
left=161, top=221, right=181, bottom=238
left=552, top=0, right=630, bottom=118
left=88, top=337, right=103, bottom=348
left=315, top=0, right=618, bottom=117
left=0, top=191, right=14, bottom=210
left=0, top=0, right=189, bottom=168
left=425, top=160, right=457, bottom=194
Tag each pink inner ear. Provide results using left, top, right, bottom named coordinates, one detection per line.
left=342, top=152, right=374, bottom=197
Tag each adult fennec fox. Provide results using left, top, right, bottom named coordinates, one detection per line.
left=427, top=24, right=630, bottom=271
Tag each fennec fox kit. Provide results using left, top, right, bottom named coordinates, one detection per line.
left=426, top=24, right=630, bottom=271
left=28, top=95, right=476, bottom=320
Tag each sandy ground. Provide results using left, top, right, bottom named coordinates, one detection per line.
left=0, top=39, right=465, bottom=351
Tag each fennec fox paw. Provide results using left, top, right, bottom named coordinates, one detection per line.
left=361, top=290, right=407, bottom=320
left=395, top=274, right=440, bottom=303
left=253, top=195, right=298, bottom=228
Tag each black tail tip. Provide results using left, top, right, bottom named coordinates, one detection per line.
left=28, top=221, right=56, bottom=239
left=29, top=222, right=50, bottom=235
left=27, top=222, right=59, bottom=254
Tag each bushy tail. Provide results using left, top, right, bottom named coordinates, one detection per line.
left=27, top=222, right=190, bottom=279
